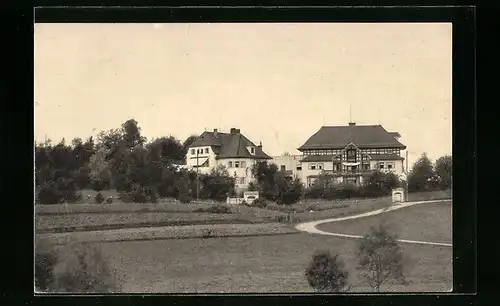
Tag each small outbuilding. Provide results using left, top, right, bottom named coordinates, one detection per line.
left=392, top=188, right=405, bottom=203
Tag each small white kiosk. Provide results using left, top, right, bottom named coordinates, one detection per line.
left=392, top=187, right=405, bottom=203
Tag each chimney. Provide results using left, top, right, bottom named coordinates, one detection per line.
left=230, top=128, right=239, bottom=134
left=213, top=128, right=218, bottom=138
left=213, top=129, right=218, bottom=133
left=348, top=122, right=356, bottom=126
left=258, top=141, right=262, bottom=148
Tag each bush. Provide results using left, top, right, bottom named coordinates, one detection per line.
left=119, top=184, right=159, bottom=203
left=195, top=205, right=232, bottom=214
left=105, top=197, right=113, bottom=204
left=250, top=198, right=268, bottom=208
left=95, top=192, right=105, bottom=204
left=35, top=242, right=120, bottom=293
left=38, top=179, right=82, bottom=204
left=35, top=245, right=58, bottom=291
left=333, top=182, right=359, bottom=199
left=179, top=193, right=192, bottom=204
left=305, top=250, right=350, bottom=292
left=50, top=243, right=120, bottom=293
left=202, top=228, right=216, bottom=238
left=37, top=181, right=60, bottom=204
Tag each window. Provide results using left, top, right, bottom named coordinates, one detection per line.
left=228, top=161, right=233, bottom=168
left=191, top=149, right=195, bottom=155
left=280, top=165, right=286, bottom=171
left=317, top=163, right=324, bottom=170
left=346, top=177, right=358, bottom=185
left=309, top=164, right=316, bottom=170
left=250, top=147, right=255, bottom=154
left=387, top=164, right=393, bottom=169
left=235, top=161, right=240, bottom=168
left=363, top=164, right=370, bottom=171
left=241, top=161, right=246, bottom=168
left=347, top=149, right=357, bottom=162
left=379, top=163, right=385, bottom=169
left=205, top=148, right=209, bottom=154
left=296, top=166, right=302, bottom=171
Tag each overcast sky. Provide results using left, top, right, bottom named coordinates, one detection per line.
left=34, top=23, right=452, bottom=167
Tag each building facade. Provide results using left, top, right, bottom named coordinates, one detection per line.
left=186, top=128, right=272, bottom=191
left=270, top=123, right=407, bottom=187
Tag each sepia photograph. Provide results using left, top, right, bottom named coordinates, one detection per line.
left=34, top=22, right=452, bottom=293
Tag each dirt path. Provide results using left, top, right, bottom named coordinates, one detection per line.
left=295, top=199, right=452, bottom=247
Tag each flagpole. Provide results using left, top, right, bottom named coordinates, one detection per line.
left=196, top=150, right=200, bottom=200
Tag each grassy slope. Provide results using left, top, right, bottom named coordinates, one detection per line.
left=40, top=198, right=452, bottom=292
left=316, top=200, right=452, bottom=244
left=95, top=233, right=451, bottom=293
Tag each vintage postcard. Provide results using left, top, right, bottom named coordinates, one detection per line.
left=35, top=22, right=452, bottom=293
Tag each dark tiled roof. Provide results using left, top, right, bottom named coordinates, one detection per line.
left=298, top=125, right=406, bottom=150
left=368, top=154, right=405, bottom=161
left=300, top=155, right=342, bottom=163
left=189, top=131, right=272, bottom=160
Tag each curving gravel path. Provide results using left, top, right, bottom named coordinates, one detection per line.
left=295, top=199, right=452, bottom=247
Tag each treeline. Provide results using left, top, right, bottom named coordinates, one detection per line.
left=249, top=152, right=452, bottom=204
left=35, top=119, right=232, bottom=204
left=35, top=118, right=452, bottom=205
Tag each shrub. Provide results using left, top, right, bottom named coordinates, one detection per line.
left=333, top=182, right=359, bottom=199
left=179, top=193, right=192, bottom=204
left=38, top=179, right=82, bottom=204
left=274, top=215, right=288, bottom=223
left=105, top=197, right=113, bottom=204
left=35, top=245, right=58, bottom=291
left=37, top=181, right=60, bottom=204
left=50, top=243, right=120, bottom=293
left=35, top=242, right=120, bottom=293
left=305, top=250, right=350, bottom=292
left=206, top=205, right=232, bottom=214
left=202, top=228, right=215, bottom=238
left=95, top=192, right=105, bottom=204
left=250, top=198, right=268, bottom=208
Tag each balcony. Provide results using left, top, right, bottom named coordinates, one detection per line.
left=322, top=169, right=375, bottom=176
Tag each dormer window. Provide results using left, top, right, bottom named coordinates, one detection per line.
left=251, top=147, right=255, bottom=154
left=191, top=149, right=195, bottom=155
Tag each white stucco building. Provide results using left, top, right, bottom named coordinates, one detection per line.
left=186, top=128, right=272, bottom=192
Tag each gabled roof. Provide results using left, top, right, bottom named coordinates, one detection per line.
left=189, top=131, right=272, bottom=160
left=298, top=125, right=406, bottom=150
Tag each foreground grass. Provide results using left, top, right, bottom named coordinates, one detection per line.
left=38, top=199, right=452, bottom=293
left=96, top=233, right=451, bottom=293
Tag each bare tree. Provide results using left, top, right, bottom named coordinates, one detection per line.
left=356, top=225, right=407, bottom=292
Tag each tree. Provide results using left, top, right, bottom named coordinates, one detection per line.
left=182, top=135, right=198, bottom=156
left=407, top=153, right=436, bottom=192
left=435, top=155, right=452, bottom=190
left=305, top=250, right=350, bottom=292
left=87, top=147, right=112, bottom=191
left=121, top=119, right=147, bottom=150
left=356, top=225, right=407, bottom=292
left=362, top=171, right=402, bottom=197
left=147, top=136, right=185, bottom=162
